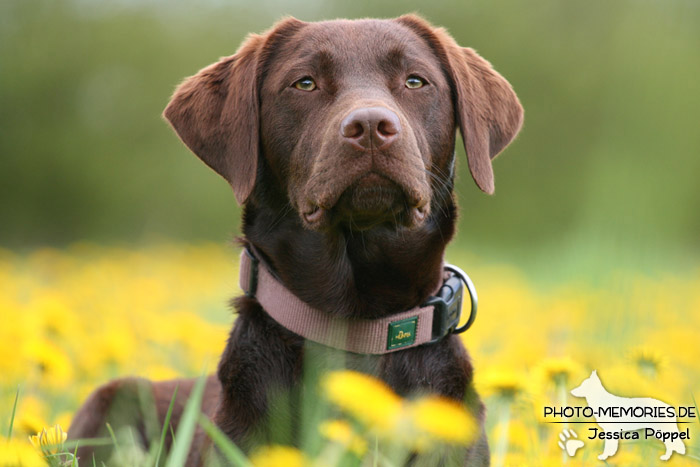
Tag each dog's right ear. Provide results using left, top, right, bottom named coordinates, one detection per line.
left=163, top=18, right=305, bottom=204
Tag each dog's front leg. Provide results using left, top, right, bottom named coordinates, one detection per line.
left=599, top=436, right=619, bottom=460
left=381, top=337, right=489, bottom=466
left=213, top=298, right=305, bottom=448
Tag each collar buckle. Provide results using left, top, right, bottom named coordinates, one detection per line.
left=425, top=263, right=478, bottom=344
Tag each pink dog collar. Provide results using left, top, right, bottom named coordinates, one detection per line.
left=238, top=248, right=477, bottom=355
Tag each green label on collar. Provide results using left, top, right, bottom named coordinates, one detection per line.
left=387, top=317, right=418, bottom=350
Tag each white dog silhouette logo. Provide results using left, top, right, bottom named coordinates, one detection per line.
left=570, top=370, right=686, bottom=461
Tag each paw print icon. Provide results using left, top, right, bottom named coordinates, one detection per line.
left=558, top=428, right=585, bottom=457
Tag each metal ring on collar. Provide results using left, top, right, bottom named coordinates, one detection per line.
left=444, top=264, right=478, bottom=334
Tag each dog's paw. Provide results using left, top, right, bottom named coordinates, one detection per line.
left=558, top=428, right=584, bottom=457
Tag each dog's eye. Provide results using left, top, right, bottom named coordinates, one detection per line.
left=405, top=76, right=427, bottom=89
left=293, top=77, right=317, bottom=92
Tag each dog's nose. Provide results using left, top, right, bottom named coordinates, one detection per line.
left=340, top=106, right=401, bottom=151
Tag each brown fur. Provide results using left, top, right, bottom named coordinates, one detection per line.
left=68, top=15, right=522, bottom=466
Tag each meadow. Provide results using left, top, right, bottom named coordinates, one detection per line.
left=1, top=243, right=698, bottom=466
left=3, top=0, right=699, bottom=465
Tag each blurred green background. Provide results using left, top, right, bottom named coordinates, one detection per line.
left=2, top=0, right=699, bottom=282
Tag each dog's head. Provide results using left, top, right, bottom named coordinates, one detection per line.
left=570, top=370, right=602, bottom=398
left=164, top=15, right=523, bottom=233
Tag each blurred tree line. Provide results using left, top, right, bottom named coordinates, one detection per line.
left=1, top=0, right=699, bottom=275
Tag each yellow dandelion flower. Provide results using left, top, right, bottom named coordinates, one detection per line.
left=15, top=397, right=48, bottom=437
left=0, top=325, right=27, bottom=383
left=496, top=419, right=534, bottom=452
left=53, top=413, right=72, bottom=433
left=408, top=396, right=477, bottom=446
left=476, top=367, right=527, bottom=399
left=318, top=419, right=367, bottom=456
left=30, top=293, right=79, bottom=339
left=321, top=371, right=402, bottom=433
left=628, top=345, right=666, bottom=379
left=28, top=424, right=67, bottom=455
left=22, top=338, right=73, bottom=388
left=503, top=452, right=540, bottom=467
left=533, top=356, right=583, bottom=389
left=144, top=364, right=180, bottom=381
left=250, top=445, right=306, bottom=467
left=0, top=438, right=46, bottom=466
left=646, top=327, right=700, bottom=378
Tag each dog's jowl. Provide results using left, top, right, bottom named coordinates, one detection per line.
left=69, top=15, right=523, bottom=465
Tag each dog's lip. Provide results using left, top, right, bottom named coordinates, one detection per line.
left=302, top=196, right=428, bottom=231
left=301, top=201, right=336, bottom=230
left=301, top=170, right=430, bottom=230
left=302, top=205, right=324, bottom=224
left=315, top=171, right=427, bottom=211
left=411, top=205, right=428, bottom=222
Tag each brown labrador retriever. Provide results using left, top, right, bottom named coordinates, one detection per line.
left=69, top=14, right=522, bottom=465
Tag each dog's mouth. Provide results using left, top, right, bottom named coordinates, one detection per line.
left=302, top=173, right=429, bottom=231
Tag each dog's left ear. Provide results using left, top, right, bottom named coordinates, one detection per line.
left=163, top=17, right=305, bottom=204
left=396, top=15, right=524, bottom=194
left=163, top=39, right=261, bottom=204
